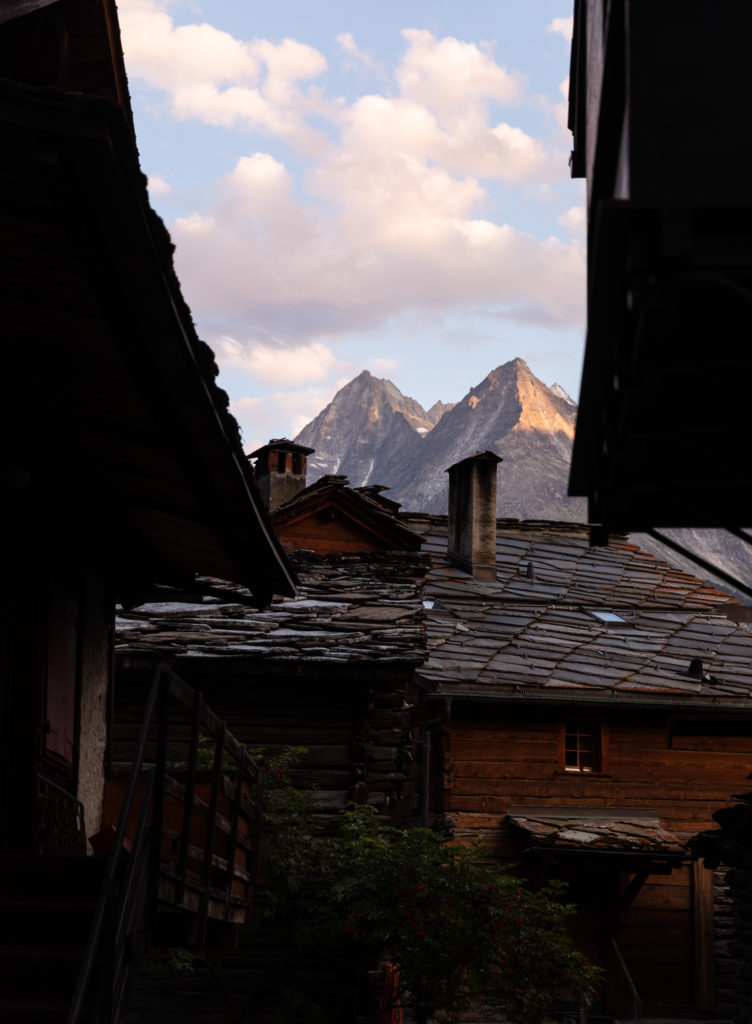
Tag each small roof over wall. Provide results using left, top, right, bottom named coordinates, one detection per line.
left=507, top=806, right=686, bottom=856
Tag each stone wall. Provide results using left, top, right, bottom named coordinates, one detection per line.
left=714, top=864, right=752, bottom=1022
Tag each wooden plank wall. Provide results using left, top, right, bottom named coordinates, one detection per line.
left=441, top=706, right=752, bottom=846
left=438, top=703, right=752, bottom=1016
left=112, top=667, right=420, bottom=823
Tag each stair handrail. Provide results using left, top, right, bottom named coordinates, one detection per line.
left=66, top=662, right=169, bottom=1024
left=610, top=935, right=643, bottom=1024
left=67, top=662, right=261, bottom=1023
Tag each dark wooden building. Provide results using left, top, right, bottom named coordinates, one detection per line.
left=407, top=453, right=752, bottom=1019
left=250, top=439, right=422, bottom=555
left=114, top=550, right=429, bottom=1021
left=568, top=1, right=752, bottom=537
left=0, top=1, right=295, bottom=1019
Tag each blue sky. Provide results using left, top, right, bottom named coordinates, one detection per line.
left=120, top=1, right=584, bottom=450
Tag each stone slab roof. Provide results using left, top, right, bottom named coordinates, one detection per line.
left=404, top=515, right=752, bottom=707
left=115, top=551, right=428, bottom=670
left=507, top=807, right=686, bottom=855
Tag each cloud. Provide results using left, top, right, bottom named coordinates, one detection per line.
left=119, top=0, right=331, bottom=148
left=231, top=382, right=344, bottom=448
left=553, top=76, right=570, bottom=131
left=547, top=17, right=574, bottom=42
left=217, top=337, right=345, bottom=387
left=120, top=0, right=259, bottom=90
left=147, top=173, right=171, bottom=196
left=126, top=3, right=584, bottom=374
left=367, top=358, right=402, bottom=376
left=396, top=28, right=522, bottom=126
left=336, top=32, right=382, bottom=74
left=171, top=147, right=585, bottom=345
left=558, top=205, right=586, bottom=238
left=121, top=7, right=557, bottom=180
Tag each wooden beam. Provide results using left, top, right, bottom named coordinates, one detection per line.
left=693, top=859, right=715, bottom=1012
left=619, top=869, right=649, bottom=911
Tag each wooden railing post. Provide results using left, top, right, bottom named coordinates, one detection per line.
left=199, top=721, right=225, bottom=942
left=223, top=744, right=246, bottom=919
left=177, top=688, right=203, bottom=907
left=149, top=666, right=170, bottom=927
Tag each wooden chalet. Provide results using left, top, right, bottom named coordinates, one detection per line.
left=251, top=438, right=422, bottom=555
left=406, top=453, right=752, bottom=1020
left=0, top=2, right=295, bottom=1020
left=114, top=522, right=429, bottom=1018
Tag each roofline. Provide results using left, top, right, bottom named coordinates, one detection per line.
left=520, top=846, right=687, bottom=864
left=416, top=679, right=752, bottom=711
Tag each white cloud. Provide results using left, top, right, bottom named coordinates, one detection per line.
left=120, top=0, right=259, bottom=90
left=548, top=17, right=574, bottom=42
left=396, top=29, right=522, bottom=127
left=336, top=32, right=382, bottom=74
left=147, top=173, right=171, bottom=196
left=171, top=147, right=585, bottom=343
left=368, top=358, right=402, bottom=376
left=126, top=3, right=584, bottom=379
left=119, top=0, right=331, bottom=148
left=554, top=76, right=570, bottom=131
left=218, top=338, right=344, bottom=387
left=558, top=205, right=586, bottom=238
left=231, top=382, right=344, bottom=448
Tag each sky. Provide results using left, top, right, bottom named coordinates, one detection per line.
left=118, top=0, right=585, bottom=452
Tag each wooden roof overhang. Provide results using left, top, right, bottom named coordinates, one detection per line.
left=507, top=806, right=688, bottom=888
left=1, top=80, right=296, bottom=604
left=567, top=1, right=752, bottom=535
left=569, top=200, right=752, bottom=535
left=415, top=680, right=752, bottom=714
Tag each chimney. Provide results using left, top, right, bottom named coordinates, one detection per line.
left=445, top=451, right=501, bottom=580
left=249, top=439, right=314, bottom=512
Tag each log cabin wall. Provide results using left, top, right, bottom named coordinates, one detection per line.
left=114, top=551, right=428, bottom=824
left=110, top=665, right=421, bottom=827
left=442, top=706, right=752, bottom=849
left=437, top=702, right=752, bottom=1016
left=405, top=513, right=752, bottom=1018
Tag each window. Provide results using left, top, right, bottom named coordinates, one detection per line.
left=561, top=718, right=606, bottom=773
left=585, top=609, right=627, bottom=624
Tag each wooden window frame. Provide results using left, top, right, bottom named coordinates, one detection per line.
left=557, top=717, right=610, bottom=775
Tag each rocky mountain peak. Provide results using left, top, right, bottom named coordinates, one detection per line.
left=293, top=359, right=587, bottom=521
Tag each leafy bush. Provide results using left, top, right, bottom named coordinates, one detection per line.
left=313, top=805, right=601, bottom=1024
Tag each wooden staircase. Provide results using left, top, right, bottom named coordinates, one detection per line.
left=0, top=854, right=107, bottom=1023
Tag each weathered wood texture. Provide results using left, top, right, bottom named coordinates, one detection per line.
left=113, top=672, right=420, bottom=825
left=442, top=708, right=752, bottom=842
left=438, top=705, right=752, bottom=1016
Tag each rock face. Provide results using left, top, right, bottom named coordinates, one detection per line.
left=294, top=359, right=587, bottom=521
left=291, top=360, right=752, bottom=596
left=294, top=370, right=430, bottom=488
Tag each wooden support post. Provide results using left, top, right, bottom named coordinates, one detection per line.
left=199, top=722, right=225, bottom=942
left=223, top=744, right=246, bottom=920
left=693, top=858, right=715, bottom=1012
left=177, top=689, right=202, bottom=908
left=149, top=666, right=170, bottom=926
left=619, top=869, right=649, bottom=911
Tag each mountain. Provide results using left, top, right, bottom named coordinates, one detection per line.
left=292, top=360, right=752, bottom=598
left=295, top=359, right=586, bottom=521
left=295, top=370, right=429, bottom=487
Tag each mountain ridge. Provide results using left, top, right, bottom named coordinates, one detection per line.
left=294, top=359, right=585, bottom=521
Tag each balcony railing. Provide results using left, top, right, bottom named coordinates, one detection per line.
left=67, top=663, right=264, bottom=1024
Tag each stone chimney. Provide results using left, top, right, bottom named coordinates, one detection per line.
left=446, top=451, right=501, bottom=580
left=249, top=439, right=314, bottom=512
